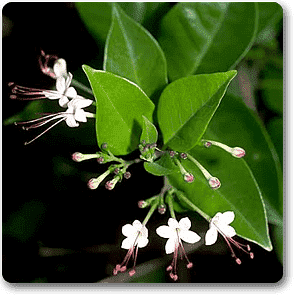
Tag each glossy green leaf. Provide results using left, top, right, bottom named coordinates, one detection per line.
left=157, top=70, right=237, bottom=152
left=158, top=2, right=258, bottom=81
left=203, top=94, right=283, bottom=224
left=140, top=116, right=158, bottom=145
left=104, top=4, right=168, bottom=98
left=82, top=65, right=155, bottom=155
left=144, top=152, right=179, bottom=176
left=167, top=145, right=272, bottom=251
left=75, top=2, right=170, bottom=48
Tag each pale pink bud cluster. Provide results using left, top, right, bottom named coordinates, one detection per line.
left=208, top=177, right=221, bottom=190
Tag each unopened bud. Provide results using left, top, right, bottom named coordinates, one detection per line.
left=72, top=152, right=84, bottom=162
left=208, top=177, right=221, bottom=189
left=158, top=204, right=166, bottom=214
left=124, top=171, right=131, bottom=179
left=169, top=150, right=176, bottom=157
left=204, top=141, right=212, bottom=148
left=101, top=143, right=108, bottom=150
left=97, top=157, right=105, bottom=164
left=129, top=269, right=136, bottom=276
left=180, top=153, right=187, bottom=159
left=87, top=178, right=100, bottom=190
left=231, top=147, right=246, bottom=158
left=184, top=173, right=194, bottom=183
left=105, top=181, right=114, bottom=190
left=235, top=258, right=242, bottom=265
left=138, top=200, right=147, bottom=209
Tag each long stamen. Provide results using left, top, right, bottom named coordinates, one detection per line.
left=15, top=112, right=66, bottom=126
left=23, top=117, right=66, bottom=145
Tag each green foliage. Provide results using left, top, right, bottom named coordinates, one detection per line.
left=82, top=65, right=154, bottom=155
left=158, top=2, right=259, bottom=81
left=104, top=4, right=168, bottom=98
left=157, top=71, right=237, bottom=152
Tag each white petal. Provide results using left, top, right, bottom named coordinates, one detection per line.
left=221, top=225, right=236, bottom=238
left=122, top=223, right=136, bottom=238
left=180, top=230, right=201, bottom=244
left=54, top=59, right=67, bottom=78
left=65, top=116, right=79, bottom=127
left=74, top=108, right=87, bottom=123
left=178, top=217, right=191, bottom=230
left=76, top=98, right=93, bottom=109
left=59, top=95, right=69, bottom=108
left=56, top=76, right=66, bottom=93
left=165, top=238, right=176, bottom=254
left=221, top=211, right=235, bottom=225
left=156, top=225, right=174, bottom=239
left=65, top=72, right=73, bottom=88
left=168, top=218, right=179, bottom=229
left=205, top=227, right=218, bottom=245
left=132, top=220, right=143, bottom=231
left=121, top=237, right=133, bottom=250
left=137, top=237, right=148, bottom=248
left=43, top=90, right=60, bottom=100
left=65, top=87, right=77, bottom=99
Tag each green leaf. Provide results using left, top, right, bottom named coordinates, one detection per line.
left=144, top=152, right=178, bottom=176
left=82, top=65, right=155, bottom=155
left=167, top=145, right=272, bottom=251
left=104, top=4, right=168, bottom=98
left=158, top=2, right=259, bottom=81
left=157, top=70, right=237, bottom=152
left=203, top=94, right=283, bottom=224
left=140, top=116, right=158, bottom=145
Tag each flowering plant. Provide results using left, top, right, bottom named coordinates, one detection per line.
left=3, top=2, right=283, bottom=283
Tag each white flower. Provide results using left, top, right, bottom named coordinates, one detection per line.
left=205, top=211, right=254, bottom=264
left=156, top=217, right=200, bottom=281
left=15, top=97, right=94, bottom=145
left=157, top=217, right=200, bottom=254
left=64, top=97, right=94, bottom=127
left=113, top=220, right=148, bottom=277
left=121, top=220, right=148, bottom=249
left=53, top=58, right=68, bottom=78
left=43, top=72, right=77, bottom=107
left=205, top=211, right=236, bottom=246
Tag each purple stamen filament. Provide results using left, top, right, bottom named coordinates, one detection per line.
left=212, top=221, right=254, bottom=263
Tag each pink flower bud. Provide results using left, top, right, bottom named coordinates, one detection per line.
left=184, top=173, right=194, bottom=183
left=158, top=204, right=166, bottom=214
left=180, top=153, right=187, bottom=159
left=124, top=171, right=131, bottom=179
left=87, top=178, right=99, bottom=190
left=232, top=147, right=246, bottom=158
left=105, top=181, right=114, bottom=190
left=72, top=152, right=84, bottom=162
left=97, top=157, right=105, bottom=164
left=208, top=177, right=221, bottom=189
left=138, top=200, right=147, bottom=209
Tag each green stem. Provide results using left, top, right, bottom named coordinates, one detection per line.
left=166, top=193, right=176, bottom=219
left=142, top=198, right=159, bottom=226
left=72, top=78, right=94, bottom=97
left=186, top=153, right=212, bottom=180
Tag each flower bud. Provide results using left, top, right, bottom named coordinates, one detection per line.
left=124, top=171, right=131, bottom=179
left=231, top=147, right=246, bottom=158
left=72, top=152, right=84, bottom=162
left=97, top=157, right=105, bottom=164
left=180, top=153, right=187, bottom=159
left=184, top=173, right=194, bottom=183
left=158, top=204, right=166, bottom=214
left=138, top=200, right=147, bottom=209
left=208, top=177, right=221, bottom=190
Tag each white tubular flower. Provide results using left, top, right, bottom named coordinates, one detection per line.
left=53, top=58, right=68, bottom=78
left=43, top=73, right=77, bottom=107
left=205, top=211, right=254, bottom=264
left=113, top=220, right=148, bottom=277
left=156, top=217, right=200, bottom=281
left=15, top=97, right=95, bottom=145
left=10, top=72, right=78, bottom=108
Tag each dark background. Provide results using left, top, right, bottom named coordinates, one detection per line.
left=2, top=2, right=283, bottom=283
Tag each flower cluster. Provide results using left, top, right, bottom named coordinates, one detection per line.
left=111, top=181, right=254, bottom=282
left=9, top=51, right=253, bottom=283
left=72, top=143, right=134, bottom=190
left=10, top=51, right=95, bottom=145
